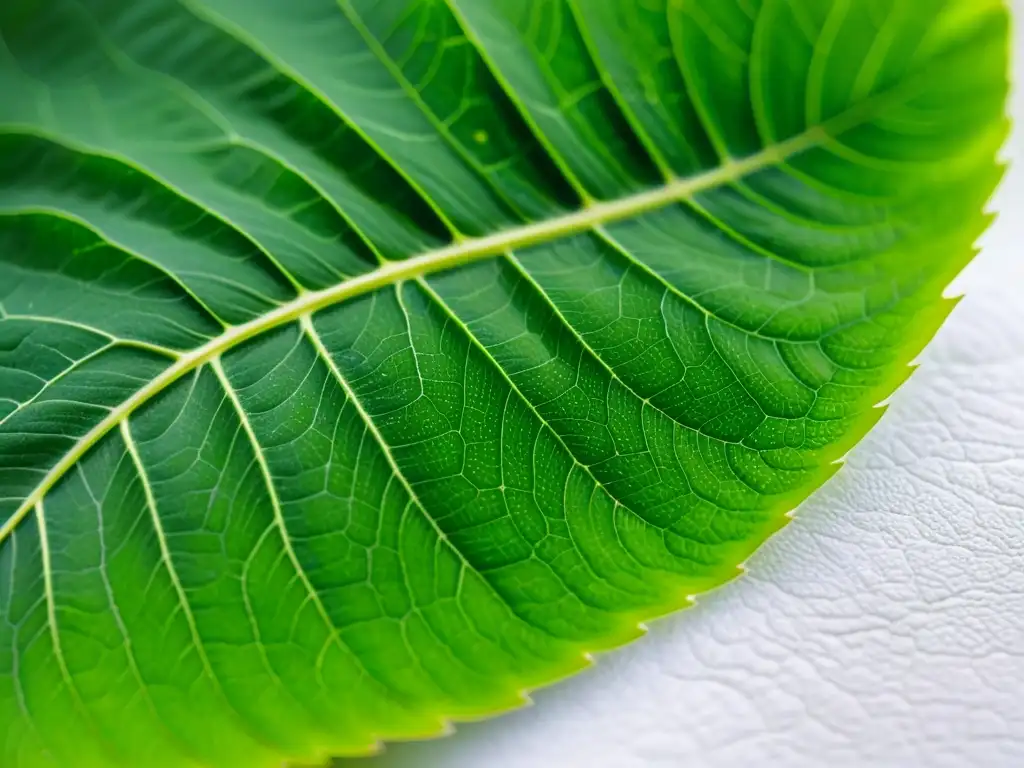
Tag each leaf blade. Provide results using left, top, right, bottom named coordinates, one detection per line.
left=0, top=0, right=1009, bottom=764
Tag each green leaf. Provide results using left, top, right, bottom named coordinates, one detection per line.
left=0, top=0, right=1010, bottom=765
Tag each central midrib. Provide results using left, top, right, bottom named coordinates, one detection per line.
left=1, top=126, right=828, bottom=543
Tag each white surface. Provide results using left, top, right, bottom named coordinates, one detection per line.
left=364, top=16, right=1024, bottom=768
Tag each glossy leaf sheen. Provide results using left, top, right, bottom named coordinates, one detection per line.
left=0, top=0, right=1010, bottom=765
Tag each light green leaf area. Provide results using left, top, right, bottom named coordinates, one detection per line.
left=0, top=0, right=1010, bottom=765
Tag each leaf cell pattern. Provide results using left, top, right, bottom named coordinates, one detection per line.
left=0, top=0, right=1010, bottom=765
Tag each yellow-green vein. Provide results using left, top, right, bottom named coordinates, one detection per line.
left=0, top=125, right=825, bottom=547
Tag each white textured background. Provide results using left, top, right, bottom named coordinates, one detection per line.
left=359, top=11, right=1024, bottom=768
